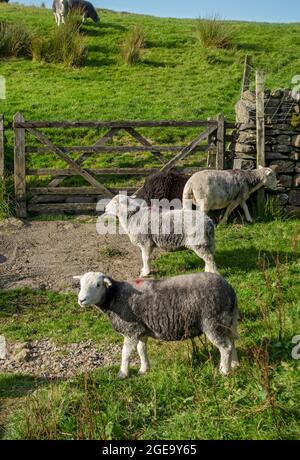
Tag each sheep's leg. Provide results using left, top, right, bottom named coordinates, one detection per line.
left=220, top=200, right=240, bottom=224
left=241, top=201, right=253, bottom=223
left=204, top=331, right=233, bottom=376
left=197, top=198, right=209, bottom=214
left=119, top=336, right=137, bottom=379
left=230, top=342, right=239, bottom=369
left=193, top=247, right=218, bottom=274
left=139, top=243, right=152, bottom=278
left=137, top=338, right=150, bottom=375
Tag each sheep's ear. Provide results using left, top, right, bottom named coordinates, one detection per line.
left=73, top=275, right=82, bottom=281
left=103, top=277, right=112, bottom=288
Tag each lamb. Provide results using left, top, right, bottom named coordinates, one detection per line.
left=74, top=271, right=240, bottom=377
left=183, top=166, right=278, bottom=224
left=136, top=169, right=189, bottom=206
left=52, top=0, right=100, bottom=26
left=104, top=194, right=218, bottom=277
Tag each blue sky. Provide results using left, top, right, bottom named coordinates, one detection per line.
left=18, top=0, right=300, bottom=22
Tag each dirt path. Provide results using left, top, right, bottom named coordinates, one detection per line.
left=0, top=218, right=151, bottom=291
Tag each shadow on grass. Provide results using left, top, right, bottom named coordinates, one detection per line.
left=216, top=248, right=297, bottom=273
left=142, top=59, right=175, bottom=68
left=100, top=22, right=127, bottom=32
left=0, top=373, right=52, bottom=439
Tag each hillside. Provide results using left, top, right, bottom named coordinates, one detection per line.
left=1, top=4, right=300, bottom=124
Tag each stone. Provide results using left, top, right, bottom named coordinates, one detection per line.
left=278, top=175, right=293, bottom=188
left=234, top=143, right=256, bottom=154
left=237, top=123, right=256, bottom=131
left=277, top=135, right=291, bottom=145
left=269, top=160, right=295, bottom=173
left=272, top=145, right=291, bottom=154
left=291, top=135, right=300, bottom=148
left=0, top=218, right=25, bottom=230
left=235, top=131, right=257, bottom=144
left=235, top=100, right=256, bottom=124
left=294, top=175, right=300, bottom=188
left=233, top=159, right=255, bottom=170
left=285, top=206, right=300, bottom=218
left=295, top=162, right=300, bottom=173
left=242, top=90, right=256, bottom=103
left=289, top=152, right=300, bottom=161
left=289, top=190, right=300, bottom=206
left=278, top=193, right=289, bottom=206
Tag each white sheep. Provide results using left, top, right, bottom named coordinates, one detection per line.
left=104, top=195, right=218, bottom=277
left=183, top=167, right=278, bottom=224
left=74, top=271, right=240, bottom=378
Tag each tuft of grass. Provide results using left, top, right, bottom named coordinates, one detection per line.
left=196, top=15, right=234, bottom=49
left=0, top=21, right=31, bottom=58
left=121, top=25, right=146, bottom=65
left=0, top=175, right=14, bottom=220
left=255, top=195, right=288, bottom=222
left=31, top=15, right=87, bottom=67
left=101, top=246, right=125, bottom=258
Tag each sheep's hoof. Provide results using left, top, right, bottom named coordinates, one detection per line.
left=138, top=368, right=150, bottom=376
left=140, top=271, right=151, bottom=278
left=118, top=371, right=128, bottom=380
left=231, top=361, right=240, bottom=369
left=219, top=367, right=230, bottom=376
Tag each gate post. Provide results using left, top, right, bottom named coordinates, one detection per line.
left=14, top=112, right=27, bottom=218
left=256, top=70, right=265, bottom=214
left=216, top=113, right=225, bottom=169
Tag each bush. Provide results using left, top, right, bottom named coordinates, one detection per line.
left=196, top=15, right=234, bottom=49
left=0, top=21, right=31, bottom=58
left=121, top=25, right=146, bottom=65
left=31, top=15, right=87, bottom=67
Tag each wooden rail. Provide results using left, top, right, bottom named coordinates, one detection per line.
left=10, top=114, right=230, bottom=216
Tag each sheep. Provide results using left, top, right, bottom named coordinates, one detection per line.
left=52, top=0, right=100, bottom=26
left=136, top=169, right=189, bottom=206
left=104, top=194, right=218, bottom=277
left=183, top=166, right=278, bottom=224
left=52, top=0, right=69, bottom=26
left=73, top=271, right=240, bottom=377
left=69, top=0, right=100, bottom=24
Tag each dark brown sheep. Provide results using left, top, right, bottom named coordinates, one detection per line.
left=136, top=169, right=189, bottom=205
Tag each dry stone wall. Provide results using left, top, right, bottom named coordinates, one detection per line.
left=233, top=89, right=300, bottom=217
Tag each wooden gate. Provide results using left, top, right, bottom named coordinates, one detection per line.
left=12, top=113, right=231, bottom=217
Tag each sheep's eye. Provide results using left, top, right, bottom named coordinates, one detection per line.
left=97, top=282, right=101, bottom=287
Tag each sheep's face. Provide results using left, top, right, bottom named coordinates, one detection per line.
left=74, top=272, right=112, bottom=307
left=105, top=195, right=141, bottom=218
left=259, top=167, right=278, bottom=189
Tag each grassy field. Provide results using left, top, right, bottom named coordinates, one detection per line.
left=0, top=4, right=300, bottom=440
left=1, top=220, right=299, bottom=440
left=1, top=4, right=300, bottom=189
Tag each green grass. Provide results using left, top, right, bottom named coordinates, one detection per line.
left=1, top=4, right=300, bottom=190
left=1, top=220, right=299, bottom=439
left=0, top=5, right=300, bottom=440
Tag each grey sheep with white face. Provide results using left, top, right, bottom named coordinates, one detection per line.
left=74, top=272, right=240, bottom=378
left=104, top=195, right=218, bottom=277
left=183, top=166, right=278, bottom=224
